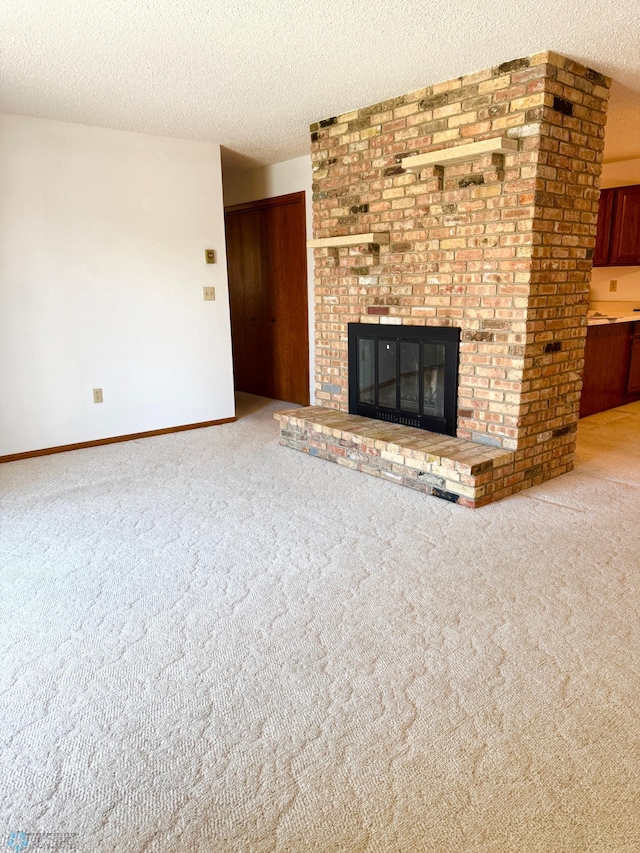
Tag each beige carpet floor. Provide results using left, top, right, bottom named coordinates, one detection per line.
left=1, top=394, right=639, bottom=852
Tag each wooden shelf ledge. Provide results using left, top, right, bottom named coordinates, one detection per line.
left=307, top=232, right=390, bottom=249
left=402, top=137, right=518, bottom=172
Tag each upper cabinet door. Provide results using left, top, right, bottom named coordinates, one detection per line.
left=610, top=185, right=640, bottom=266
left=593, top=188, right=614, bottom=267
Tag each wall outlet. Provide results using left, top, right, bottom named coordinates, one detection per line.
left=93, top=388, right=103, bottom=404
left=204, top=249, right=216, bottom=264
left=203, top=287, right=216, bottom=301
left=609, top=279, right=618, bottom=292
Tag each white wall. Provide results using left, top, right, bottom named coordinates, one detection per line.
left=591, top=266, right=640, bottom=302
left=222, top=155, right=315, bottom=401
left=0, top=113, right=235, bottom=456
left=590, top=158, right=640, bottom=302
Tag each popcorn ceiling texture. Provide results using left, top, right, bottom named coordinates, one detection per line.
left=308, top=52, right=610, bottom=503
left=1, top=0, right=639, bottom=164
left=1, top=393, right=640, bottom=851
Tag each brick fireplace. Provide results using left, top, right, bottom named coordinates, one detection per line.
left=276, top=52, right=611, bottom=506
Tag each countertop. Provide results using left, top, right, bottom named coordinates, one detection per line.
left=587, top=301, right=640, bottom=326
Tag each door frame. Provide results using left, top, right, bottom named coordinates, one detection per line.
left=225, top=190, right=306, bottom=217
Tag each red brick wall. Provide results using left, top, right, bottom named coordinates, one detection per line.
left=310, top=51, right=610, bottom=497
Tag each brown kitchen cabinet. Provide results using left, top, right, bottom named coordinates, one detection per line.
left=580, top=321, right=640, bottom=417
left=627, top=323, right=640, bottom=395
left=593, top=184, right=640, bottom=267
left=592, top=188, right=614, bottom=266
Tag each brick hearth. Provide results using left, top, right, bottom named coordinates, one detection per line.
left=275, top=407, right=514, bottom=508
left=276, top=51, right=611, bottom=505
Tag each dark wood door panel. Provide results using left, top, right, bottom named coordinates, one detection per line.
left=580, top=323, right=632, bottom=417
left=593, top=188, right=614, bottom=267
left=224, top=212, right=250, bottom=391
left=627, top=325, right=640, bottom=395
left=265, top=200, right=309, bottom=404
left=224, top=192, right=309, bottom=405
left=242, top=209, right=271, bottom=398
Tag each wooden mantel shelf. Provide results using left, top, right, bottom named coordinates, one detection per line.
left=402, top=137, right=518, bottom=172
left=307, top=232, right=390, bottom=249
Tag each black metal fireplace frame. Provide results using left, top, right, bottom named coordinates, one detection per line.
left=348, top=323, right=460, bottom=436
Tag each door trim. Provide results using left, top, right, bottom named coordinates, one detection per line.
left=225, top=191, right=305, bottom=216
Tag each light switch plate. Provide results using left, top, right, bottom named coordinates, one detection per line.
left=203, top=287, right=216, bottom=301
left=205, top=249, right=216, bottom=264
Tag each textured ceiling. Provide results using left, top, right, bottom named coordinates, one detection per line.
left=1, top=0, right=639, bottom=168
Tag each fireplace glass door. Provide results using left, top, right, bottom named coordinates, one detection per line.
left=349, top=324, right=460, bottom=435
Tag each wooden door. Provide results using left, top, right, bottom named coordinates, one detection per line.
left=224, top=192, right=309, bottom=405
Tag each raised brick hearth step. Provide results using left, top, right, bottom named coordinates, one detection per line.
left=275, top=407, right=515, bottom=508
